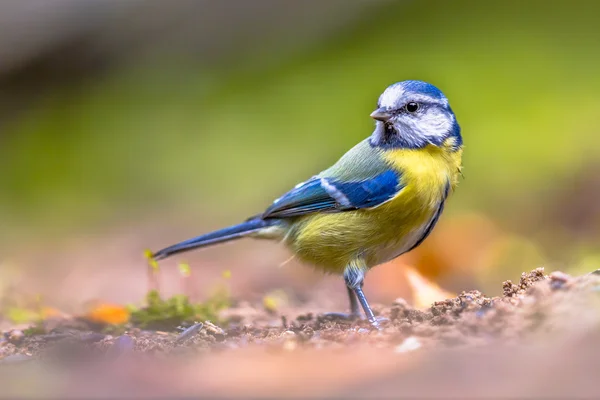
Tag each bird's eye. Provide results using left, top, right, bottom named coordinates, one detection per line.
left=405, top=102, right=420, bottom=113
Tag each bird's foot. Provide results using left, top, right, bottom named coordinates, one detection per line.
left=367, top=316, right=390, bottom=330
left=321, top=313, right=389, bottom=330
left=321, top=312, right=362, bottom=322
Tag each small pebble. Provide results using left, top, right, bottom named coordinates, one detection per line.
left=549, top=271, right=571, bottom=282
left=549, top=271, right=571, bottom=290
left=109, top=335, right=135, bottom=357
left=550, top=280, right=565, bottom=290
left=357, top=328, right=369, bottom=335
left=204, top=321, right=225, bottom=336
left=8, top=330, right=24, bottom=345
left=393, top=298, right=409, bottom=308
left=394, top=336, right=422, bottom=353
left=282, top=330, right=296, bottom=338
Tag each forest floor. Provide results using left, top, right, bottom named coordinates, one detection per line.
left=2, top=268, right=600, bottom=398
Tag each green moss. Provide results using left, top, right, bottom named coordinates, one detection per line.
left=22, top=323, right=46, bottom=336
left=129, top=288, right=230, bottom=330
left=6, top=307, right=42, bottom=325
left=101, top=324, right=128, bottom=336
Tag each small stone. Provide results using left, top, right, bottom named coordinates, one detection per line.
left=393, top=298, right=409, bottom=308
left=108, top=335, right=135, bottom=357
left=357, top=328, right=369, bottom=335
left=394, top=336, right=422, bottom=353
left=8, top=330, right=24, bottom=345
left=549, top=271, right=571, bottom=283
left=204, top=321, right=225, bottom=336
left=549, top=271, right=572, bottom=290
left=282, top=330, right=296, bottom=338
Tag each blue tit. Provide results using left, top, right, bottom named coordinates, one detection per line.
left=153, top=80, right=463, bottom=328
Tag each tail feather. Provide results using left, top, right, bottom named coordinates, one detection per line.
left=153, top=218, right=277, bottom=261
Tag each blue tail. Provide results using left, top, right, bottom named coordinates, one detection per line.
left=153, top=218, right=277, bottom=260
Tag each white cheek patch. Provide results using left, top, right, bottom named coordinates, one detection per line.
left=398, top=109, right=453, bottom=146
left=415, top=109, right=453, bottom=139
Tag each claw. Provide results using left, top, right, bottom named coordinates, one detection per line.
left=322, top=312, right=362, bottom=321
left=368, top=316, right=389, bottom=330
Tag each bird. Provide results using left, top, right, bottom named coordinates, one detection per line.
left=152, top=80, right=463, bottom=328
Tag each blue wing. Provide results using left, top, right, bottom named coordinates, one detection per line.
left=262, top=169, right=403, bottom=219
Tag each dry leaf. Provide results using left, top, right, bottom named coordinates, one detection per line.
left=86, top=303, right=130, bottom=325
left=404, top=265, right=456, bottom=309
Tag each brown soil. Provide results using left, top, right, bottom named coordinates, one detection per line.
left=2, top=268, right=600, bottom=398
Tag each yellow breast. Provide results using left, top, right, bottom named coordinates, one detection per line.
left=384, top=138, right=463, bottom=204
left=287, top=138, right=463, bottom=274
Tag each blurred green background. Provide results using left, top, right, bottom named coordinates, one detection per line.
left=1, top=0, right=599, bottom=307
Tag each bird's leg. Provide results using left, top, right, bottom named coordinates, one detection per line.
left=344, top=259, right=387, bottom=329
left=322, top=286, right=361, bottom=321
left=347, top=285, right=361, bottom=317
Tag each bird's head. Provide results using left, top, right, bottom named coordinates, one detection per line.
left=369, top=80, right=461, bottom=149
